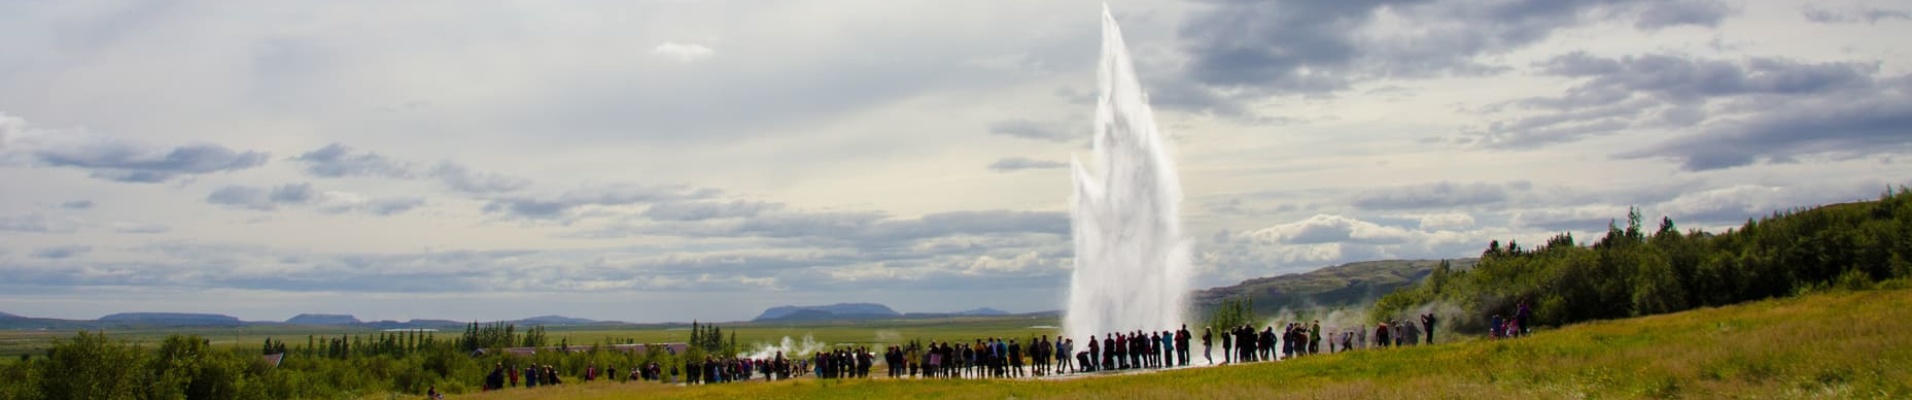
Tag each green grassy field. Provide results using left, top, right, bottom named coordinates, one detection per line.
left=555, top=314, right=1067, bottom=350
left=0, top=315, right=1069, bottom=362
left=456, top=288, right=1911, bottom=400
left=0, top=325, right=373, bottom=360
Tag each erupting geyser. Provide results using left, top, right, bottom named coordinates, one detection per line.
left=1063, top=6, right=1193, bottom=339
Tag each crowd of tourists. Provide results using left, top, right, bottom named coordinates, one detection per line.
left=477, top=306, right=1541, bottom=390
left=813, top=347, right=873, bottom=378
left=481, top=363, right=568, bottom=390
left=887, top=334, right=1083, bottom=379
left=1489, top=301, right=1534, bottom=339
left=479, top=353, right=805, bottom=391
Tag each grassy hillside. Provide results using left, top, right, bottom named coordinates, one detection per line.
left=461, top=286, right=1912, bottom=399
left=1194, top=259, right=1477, bottom=315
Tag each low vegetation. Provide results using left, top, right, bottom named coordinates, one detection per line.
left=1373, top=188, right=1912, bottom=333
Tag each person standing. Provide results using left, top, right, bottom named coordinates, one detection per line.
left=1087, top=335, right=1099, bottom=372
left=1063, top=338, right=1074, bottom=373
left=1102, top=334, right=1116, bottom=370
left=1201, top=327, right=1213, bottom=365
left=1159, top=331, right=1173, bottom=368
left=1422, top=313, right=1437, bottom=344
left=1142, top=332, right=1155, bottom=368
left=1176, top=325, right=1191, bottom=367
left=1516, top=300, right=1532, bottom=337
left=1220, top=326, right=1233, bottom=364
left=1309, top=321, right=1322, bottom=355
left=485, top=363, right=504, bottom=391
left=1257, top=326, right=1272, bottom=361
left=1239, top=325, right=1255, bottom=362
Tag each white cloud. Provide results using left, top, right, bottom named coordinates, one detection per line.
left=1418, top=213, right=1476, bottom=231
left=651, top=41, right=715, bottom=63
left=1242, top=214, right=1416, bottom=245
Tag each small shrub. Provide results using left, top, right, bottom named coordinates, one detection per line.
left=1836, top=269, right=1876, bottom=291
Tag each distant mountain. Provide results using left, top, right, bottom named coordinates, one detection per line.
left=0, top=311, right=20, bottom=319
left=518, top=315, right=601, bottom=325
left=754, top=303, right=900, bottom=322
left=1194, top=259, right=1477, bottom=314
left=954, top=308, right=1010, bottom=316
left=361, top=319, right=464, bottom=330
left=97, top=312, right=244, bottom=326
left=286, top=314, right=361, bottom=325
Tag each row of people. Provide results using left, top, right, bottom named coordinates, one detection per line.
left=814, top=347, right=872, bottom=379
left=481, top=363, right=562, bottom=390
left=907, top=337, right=1052, bottom=379
left=480, top=311, right=1489, bottom=389
left=1082, top=326, right=1192, bottom=372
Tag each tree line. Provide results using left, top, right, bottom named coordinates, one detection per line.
left=1372, top=188, right=1912, bottom=333
left=0, top=321, right=715, bottom=399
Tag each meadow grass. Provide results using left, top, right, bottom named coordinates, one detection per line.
left=0, top=315, right=1064, bottom=360
left=460, top=288, right=1912, bottom=399
left=0, top=325, right=372, bottom=360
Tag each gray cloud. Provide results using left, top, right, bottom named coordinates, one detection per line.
left=114, top=223, right=171, bottom=234
left=1802, top=6, right=1911, bottom=24
left=60, top=200, right=94, bottom=210
left=1173, top=0, right=1723, bottom=100
left=0, top=214, right=78, bottom=233
left=1512, top=208, right=1623, bottom=232
left=1351, top=181, right=1529, bottom=210
left=583, top=209, right=1069, bottom=247
left=321, top=197, right=426, bottom=216
left=987, top=119, right=1077, bottom=142
left=1, top=113, right=266, bottom=182
left=291, top=143, right=413, bottom=178
left=200, top=183, right=421, bottom=215
left=428, top=163, right=529, bottom=195
left=290, top=143, right=528, bottom=194
left=1635, top=0, right=1734, bottom=30
left=32, top=245, right=91, bottom=259
left=206, top=183, right=315, bottom=211
left=1622, top=79, right=1912, bottom=171
left=33, top=142, right=268, bottom=183
left=641, top=200, right=782, bottom=221
left=987, top=156, right=1069, bottom=172
left=484, top=184, right=721, bottom=219
left=1473, top=52, right=1892, bottom=149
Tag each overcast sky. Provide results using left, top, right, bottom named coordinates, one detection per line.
left=2, top=0, right=1908, bottom=323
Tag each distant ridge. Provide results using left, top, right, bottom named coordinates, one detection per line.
left=361, top=319, right=463, bottom=330
left=98, top=312, right=244, bottom=326
left=954, top=307, right=1010, bottom=316
left=754, top=303, right=900, bottom=322
left=1193, top=259, right=1478, bottom=313
left=518, top=315, right=603, bottom=325
left=286, top=314, right=361, bottom=325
